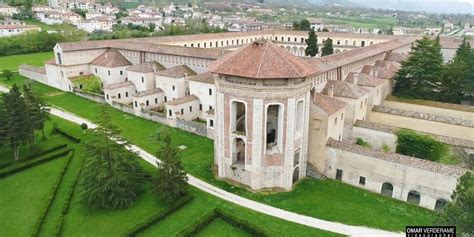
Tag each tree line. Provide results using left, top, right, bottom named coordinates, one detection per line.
left=394, top=36, right=474, bottom=104
left=0, top=30, right=85, bottom=56
left=0, top=84, right=49, bottom=160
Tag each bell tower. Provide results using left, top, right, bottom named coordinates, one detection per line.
left=209, top=41, right=318, bottom=190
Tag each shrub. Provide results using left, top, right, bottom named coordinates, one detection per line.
left=382, top=144, right=391, bottom=153
left=80, top=123, right=88, bottom=130
left=32, top=150, right=74, bottom=236
left=53, top=127, right=81, bottom=143
left=0, top=149, right=72, bottom=178
left=0, top=144, right=68, bottom=169
left=396, top=129, right=449, bottom=161
left=356, top=138, right=371, bottom=148
left=126, top=195, right=193, bottom=236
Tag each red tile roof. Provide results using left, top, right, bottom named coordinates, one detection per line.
left=321, top=80, right=368, bottom=99
left=209, top=40, right=318, bottom=79
left=90, top=49, right=131, bottom=67
left=127, top=61, right=165, bottom=73
left=345, top=72, right=385, bottom=87
left=154, top=65, right=196, bottom=78
left=313, top=93, right=348, bottom=115
left=188, top=72, right=215, bottom=84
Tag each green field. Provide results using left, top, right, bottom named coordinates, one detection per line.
left=0, top=52, right=438, bottom=232
left=0, top=52, right=53, bottom=71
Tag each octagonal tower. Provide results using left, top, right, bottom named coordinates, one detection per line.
left=209, top=41, right=318, bottom=190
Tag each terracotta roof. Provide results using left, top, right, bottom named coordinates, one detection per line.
left=385, top=52, right=408, bottom=62
left=166, top=95, right=199, bottom=106
left=19, top=64, right=46, bottom=74
left=90, top=49, right=131, bottom=67
left=327, top=139, right=467, bottom=177
left=104, top=81, right=134, bottom=90
left=312, top=93, right=348, bottom=115
left=209, top=40, right=318, bottom=79
left=127, top=61, right=165, bottom=73
left=188, top=72, right=214, bottom=84
left=135, top=88, right=163, bottom=97
left=345, top=72, right=385, bottom=87
left=361, top=65, right=396, bottom=80
left=321, top=80, right=368, bottom=99
left=155, top=65, right=196, bottom=78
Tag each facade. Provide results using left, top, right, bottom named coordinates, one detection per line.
left=0, top=23, right=41, bottom=37
left=20, top=30, right=471, bottom=210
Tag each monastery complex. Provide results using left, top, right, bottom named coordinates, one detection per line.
left=19, top=30, right=473, bottom=211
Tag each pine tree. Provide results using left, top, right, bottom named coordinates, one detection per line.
left=80, top=105, right=144, bottom=209
left=0, top=98, right=7, bottom=149
left=153, top=129, right=188, bottom=201
left=440, top=38, right=471, bottom=104
left=436, top=172, right=473, bottom=235
left=321, top=38, right=334, bottom=56
left=305, top=28, right=318, bottom=57
left=23, top=85, right=49, bottom=140
left=3, top=84, right=30, bottom=160
left=299, top=19, right=311, bottom=31
left=393, top=37, right=444, bottom=100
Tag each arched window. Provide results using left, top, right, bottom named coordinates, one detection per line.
left=292, top=167, right=300, bottom=183
left=381, top=182, right=393, bottom=197
left=435, top=199, right=447, bottom=211
left=56, top=52, right=62, bottom=65
left=232, top=138, right=245, bottom=165
left=407, top=190, right=421, bottom=205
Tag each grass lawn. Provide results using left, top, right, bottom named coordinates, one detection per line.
left=0, top=52, right=53, bottom=71
left=0, top=157, right=68, bottom=236
left=0, top=70, right=438, bottom=232
left=196, top=218, right=250, bottom=237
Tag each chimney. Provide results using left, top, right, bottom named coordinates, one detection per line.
left=352, top=72, right=360, bottom=85
left=328, top=84, right=334, bottom=97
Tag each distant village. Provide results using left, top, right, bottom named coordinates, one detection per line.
left=1, top=0, right=474, bottom=38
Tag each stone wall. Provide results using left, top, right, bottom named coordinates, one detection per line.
left=175, top=118, right=208, bottom=137
left=383, top=99, right=474, bottom=121
left=19, top=65, right=47, bottom=82
left=352, top=125, right=397, bottom=152
left=73, top=89, right=107, bottom=104
left=369, top=106, right=474, bottom=140
left=326, top=139, right=468, bottom=210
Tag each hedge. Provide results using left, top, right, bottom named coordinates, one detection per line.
left=126, top=195, right=193, bottom=237
left=0, top=144, right=68, bottom=169
left=53, top=127, right=81, bottom=143
left=32, top=150, right=75, bottom=237
left=177, top=209, right=268, bottom=237
left=0, top=149, right=73, bottom=178
left=54, top=157, right=86, bottom=236
left=396, top=129, right=449, bottom=161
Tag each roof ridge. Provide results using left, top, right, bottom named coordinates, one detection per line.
left=255, top=42, right=267, bottom=78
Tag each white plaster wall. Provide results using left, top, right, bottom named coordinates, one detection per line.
left=104, top=85, right=135, bottom=105
left=326, top=147, right=460, bottom=210
left=133, top=92, right=164, bottom=110
left=167, top=99, right=200, bottom=121
left=337, top=95, right=369, bottom=123
left=328, top=109, right=346, bottom=141
left=44, top=64, right=73, bottom=91
left=57, top=47, right=107, bottom=65
left=189, top=80, right=216, bottom=120
left=127, top=71, right=155, bottom=92
left=155, top=76, right=187, bottom=101
left=91, top=65, right=128, bottom=87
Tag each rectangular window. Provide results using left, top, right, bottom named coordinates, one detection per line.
left=208, top=88, right=212, bottom=95
left=168, top=109, right=172, bottom=116
left=336, top=169, right=343, bottom=181
left=341, top=113, right=344, bottom=120
left=164, top=96, right=167, bottom=102
left=155, top=98, right=158, bottom=104
left=146, top=100, right=149, bottom=106
left=209, top=119, right=214, bottom=127
left=141, top=77, right=144, bottom=83
left=209, top=106, right=213, bottom=111
left=95, top=68, right=97, bottom=73
left=106, top=94, right=109, bottom=100
left=118, top=93, right=121, bottom=99
left=125, top=92, right=128, bottom=97
left=334, top=117, right=337, bottom=125
left=181, top=108, right=184, bottom=114
left=359, top=176, right=366, bottom=186
left=360, top=101, right=363, bottom=108
left=108, top=70, right=110, bottom=76
left=120, top=71, right=123, bottom=75
left=134, top=101, right=137, bottom=107
left=172, top=85, right=175, bottom=91
left=189, top=106, right=192, bottom=112
left=199, top=104, right=202, bottom=111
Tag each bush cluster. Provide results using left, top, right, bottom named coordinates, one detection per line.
left=396, top=129, right=449, bottom=161
left=32, top=150, right=75, bottom=236
left=356, top=138, right=371, bottom=148
left=0, top=149, right=72, bottom=178
left=0, top=143, right=67, bottom=169
left=177, top=209, right=268, bottom=237
left=126, top=195, right=193, bottom=236
left=53, top=127, right=81, bottom=143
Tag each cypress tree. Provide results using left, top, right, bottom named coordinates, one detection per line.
left=0, top=98, right=7, bottom=148
left=153, top=129, right=188, bottom=201
left=440, top=38, right=471, bottom=104
left=321, top=37, right=334, bottom=56
left=23, top=85, right=49, bottom=140
left=80, top=105, right=144, bottom=209
left=305, top=28, right=318, bottom=57
left=393, top=37, right=443, bottom=100
left=3, top=84, right=30, bottom=160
